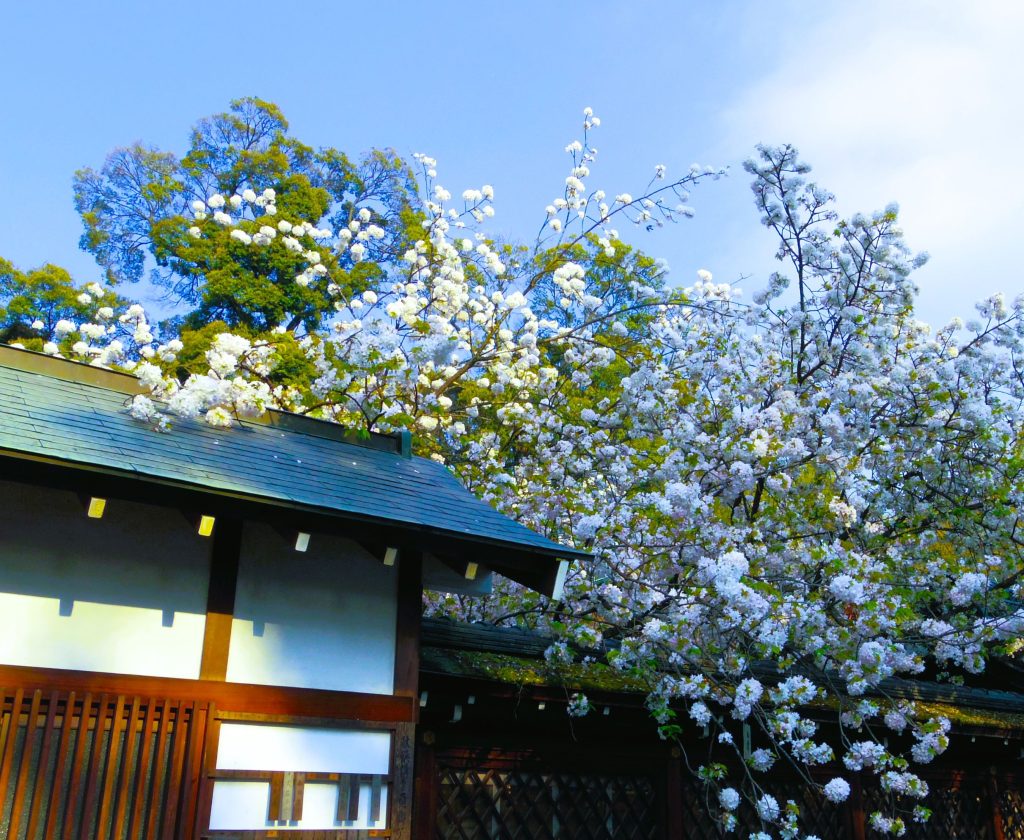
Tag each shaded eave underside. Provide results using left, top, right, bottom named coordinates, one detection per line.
left=0, top=448, right=585, bottom=570
left=0, top=346, right=590, bottom=568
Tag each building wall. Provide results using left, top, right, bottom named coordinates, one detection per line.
left=0, top=478, right=404, bottom=833
left=226, top=521, right=398, bottom=694
left=0, top=479, right=210, bottom=679
left=209, top=723, right=391, bottom=831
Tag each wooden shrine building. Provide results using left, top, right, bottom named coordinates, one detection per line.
left=0, top=344, right=586, bottom=839
left=414, top=619, right=1024, bottom=840
left=4, top=343, right=1024, bottom=840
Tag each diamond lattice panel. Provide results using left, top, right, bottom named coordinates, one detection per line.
left=435, top=766, right=659, bottom=840
left=863, top=778, right=993, bottom=839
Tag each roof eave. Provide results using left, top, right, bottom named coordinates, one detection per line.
left=0, top=448, right=590, bottom=588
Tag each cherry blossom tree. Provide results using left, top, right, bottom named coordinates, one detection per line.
left=15, top=105, right=1024, bottom=838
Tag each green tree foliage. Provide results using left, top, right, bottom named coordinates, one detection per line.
left=73, top=97, right=421, bottom=334
left=0, top=258, right=125, bottom=348
left=11, top=101, right=1024, bottom=835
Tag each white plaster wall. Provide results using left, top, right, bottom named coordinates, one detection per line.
left=0, top=479, right=210, bottom=679
left=226, top=523, right=397, bottom=694
left=216, top=723, right=391, bottom=773
left=209, top=780, right=388, bottom=831
left=210, top=723, right=391, bottom=832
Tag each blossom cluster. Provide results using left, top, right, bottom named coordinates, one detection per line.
left=37, top=118, right=1024, bottom=839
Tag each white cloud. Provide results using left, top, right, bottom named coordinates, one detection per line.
left=715, top=0, right=1024, bottom=326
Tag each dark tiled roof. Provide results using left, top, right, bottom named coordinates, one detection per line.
left=0, top=347, right=588, bottom=561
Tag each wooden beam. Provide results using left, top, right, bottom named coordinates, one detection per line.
left=433, top=554, right=481, bottom=581
left=0, top=663, right=416, bottom=722
left=488, top=557, right=570, bottom=599
left=199, top=518, right=243, bottom=681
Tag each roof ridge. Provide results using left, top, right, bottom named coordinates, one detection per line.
left=0, top=343, right=410, bottom=457
left=0, top=343, right=143, bottom=394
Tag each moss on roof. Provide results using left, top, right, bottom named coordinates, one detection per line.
left=422, top=622, right=1024, bottom=732
left=421, top=647, right=649, bottom=694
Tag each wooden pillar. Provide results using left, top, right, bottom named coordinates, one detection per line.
left=848, top=775, right=867, bottom=840
left=392, top=550, right=422, bottom=840
left=394, top=550, right=423, bottom=699
left=199, top=518, right=243, bottom=681
left=413, top=731, right=438, bottom=840
left=664, top=747, right=684, bottom=840
left=989, top=773, right=1007, bottom=840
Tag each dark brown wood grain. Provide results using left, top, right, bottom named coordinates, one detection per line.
left=989, top=773, right=1007, bottom=840
left=393, top=551, right=422, bottom=701
left=287, top=771, right=305, bottom=821
left=196, top=713, right=222, bottom=840
left=268, top=771, right=284, bottom=821
left=111, top=695, right=142, bottom=837
left=128, top=696, right=160, bottom=840
left=146, top=696, right=174, bottom=839
left=95, top=693, right=127, bottom=838
left=665, top=749, right=684, bottom=840
left=0, top=687, right=24, bottom=803
left=77, top=693, right=111, bottom=839
left=412, top=734, right=437, bottom=840
left=184, top=701, right=212, bottom=839
left=64, top=691, right=92, bottom=837
left=162, top=700, right=192, bottom=840
left=25, top=689, right=61, bottom=838
left=44, top=689, right=77, bottom=838
left=200, top=517, right=243, bottom=681
left=390, top=722, right=415, bottom=840
left=7, top=688, right=42, bottom=836
left=0, top=663, right=416, bottom=721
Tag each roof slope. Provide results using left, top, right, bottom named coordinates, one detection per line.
left=420, top=619, right=1024, bottom=727
left=0, top=347, right=587, bottom=561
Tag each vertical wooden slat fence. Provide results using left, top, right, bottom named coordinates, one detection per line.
left=0, top=687, right=211, bottom=840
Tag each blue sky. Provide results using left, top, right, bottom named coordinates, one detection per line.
left=2, top=1, right=1021, bottom=327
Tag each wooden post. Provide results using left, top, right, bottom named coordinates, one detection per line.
left=849, top=774, right=867, bottom=840
left=393, top=550, right=423, bottom=699
left=389, top=722, right=416, bottom=840
left=392, top=551, right=422, bottom=839
left=199, top=518, right=243, bottom=681
left=989, top=773, right=1007, bottom=840
left=664, top=747, right=684, bottom=840
left=413, top=731, right=438, bottom=840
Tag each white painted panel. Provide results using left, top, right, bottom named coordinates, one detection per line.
left=227, top=523, right=397, bottom=694
left=216, top=724, right=390, bottom=773
left=0, top=480, right=209, bottom=679
left=209, top=780, right=388, bottom=831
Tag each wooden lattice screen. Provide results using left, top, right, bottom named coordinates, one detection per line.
left=430, top=748, right=1024, bottom=840
left=434, top=760, right=659, bottom=840
left=675, top=770, right=1017, bottom=840
left=861, top=773, right=997, bottom=840
left=673, top=776, right=850, bottom=839
left=0, top=687, right=210, bottom=840
left=676, top=771, right=1016, bottom=840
